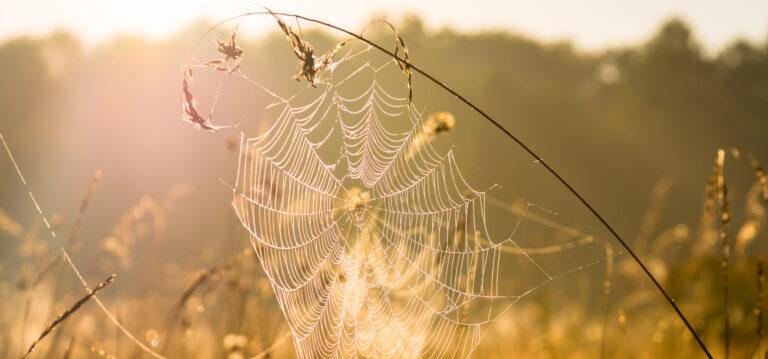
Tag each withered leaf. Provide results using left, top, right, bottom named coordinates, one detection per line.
left=206, top=29, right=244, bottom=73
left=182, top=66, right=220, bottom=132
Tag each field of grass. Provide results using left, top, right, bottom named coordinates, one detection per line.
left=1, top=9, right=768, bottom=359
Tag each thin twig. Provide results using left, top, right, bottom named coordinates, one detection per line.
left=22, top=274, right=116, bottom=358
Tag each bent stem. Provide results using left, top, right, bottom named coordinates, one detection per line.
left=194, top=10, right=714, bottom=358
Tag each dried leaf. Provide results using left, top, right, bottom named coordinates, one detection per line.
left=181, top=66, right=219, bottom=132
left=211, top=30, right=244, bottom=73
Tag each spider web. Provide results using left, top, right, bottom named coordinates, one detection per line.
left=189, top=21, right=613, bottom=358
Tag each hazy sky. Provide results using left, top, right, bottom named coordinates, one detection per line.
left=1, top=0, right=767, bottom=51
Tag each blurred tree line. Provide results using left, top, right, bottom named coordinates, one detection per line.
left=0, top=16, right=766, bottom=250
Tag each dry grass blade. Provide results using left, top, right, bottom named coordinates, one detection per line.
left=601, top=244, right=614, bottom=359
left=315, top=40, right=347, bottom=73
left=67, top=168, right=103, bottom=248
left=61, top=336, right=76, bottom=359
left=207, top=28, right=244, bottom=73
left=761, top=260, right=766, bottom=336
left=169, top=248, right=251, bottom=317
left=251, top=331, right=292, bottom=359
left=182, top=66, right=220, bottom=132
left=406, top=111, right=455, bottom=159
left=365, top=19, right=413, bottom=103
left=750, top=258, right=766, bottom=358
left=711, top=149, right=731, bottom=359
left=162, top=249, right=252, bottom=352
left=168, top=268, right=216, bottom=318
left=29, top=255, right=61, bottom=288
left=30, top=169, right=102, bottom=288
left=268, top=7, right=314, bottom=84
left=22, top=274, right=116, bottom=358
left=266, top=7, right=345, bottom=86
left=749, top=155, right=768, bottom=203
left=636, top=177, right=674, bottom=250
left=19, top=299, right=30, bottom=357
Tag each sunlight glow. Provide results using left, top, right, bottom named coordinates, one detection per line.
left=0, top=0, right=766, bottom=51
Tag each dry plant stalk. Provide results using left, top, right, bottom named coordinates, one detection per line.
left=406, top=111, right=456, bottom=159
left=364, top=19, right=413, bottom=103
left=67, top=168, right=103, bottom=248
left=22, top=274, right=116, bottom=358
left=30, top=169, right=103, bottom=288
left=757, top=259, right=765, bottom=339
left=29, top=255, right=60, bottom=288
left=266, top=7, right=346, bottom=87
left=170, top=249, right=251, bottom=315
left=251, top=331, right=292, bottom=359
left=636, top=177, right=674, bottom=252
left=711, top=149, right=731, bottom=358
left=61, top=336, right=76, bottom=359
left=206, top=29, right=244, bottom=73
left=162, top=249, right=252, bottom=352
left=749, top=258, right=766, bottom=358
left=701, top=164, right=718, bottom=245
left=749, top=155, right=768, bottom=203
left=600, top=244, right=614, bottom=359
left=19, top=299, right=31, bottom=357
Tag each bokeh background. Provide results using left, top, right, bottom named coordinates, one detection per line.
left=1, top=1, right=768, bottom=358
